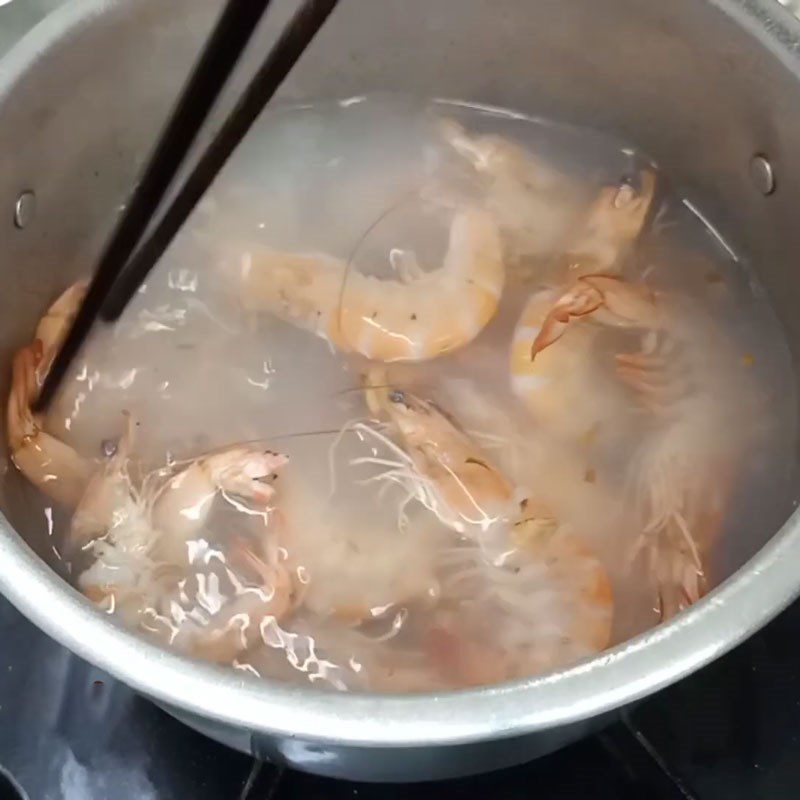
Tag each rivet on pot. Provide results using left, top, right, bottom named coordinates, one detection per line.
left=13, top=191, right=36, bottom=229
left=749, top=155, right=776, bottom=196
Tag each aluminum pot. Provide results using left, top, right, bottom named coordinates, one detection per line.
left=1, top=0, right=800, bottom=783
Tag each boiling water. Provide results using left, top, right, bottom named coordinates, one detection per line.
left=5, top=96, right=796, bottom=692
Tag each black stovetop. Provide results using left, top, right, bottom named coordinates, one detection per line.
left=1, top=591, right=799, bottom=800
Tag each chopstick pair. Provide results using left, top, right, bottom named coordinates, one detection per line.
left=35, top=0, right=340, bottom=411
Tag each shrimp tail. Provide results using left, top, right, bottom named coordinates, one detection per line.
left=531, top=282, right=605, bottom=357
left=530, top=275, right=660, bottom=360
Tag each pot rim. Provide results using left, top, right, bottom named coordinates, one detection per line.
left=1, top=0, right=799, bottom=749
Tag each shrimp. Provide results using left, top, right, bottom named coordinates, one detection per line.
left=75, top=439, right=286, bottom=569
left=149, top=444, right=287, bottom=564
left=8, top=286, right=296, bottom=663
left=78, top=442, right=294, bottom=661
left=357, top=368, right=515, bottom=535
left=334, top=388, right=614, bottom=691
left=509, top=170, right=658, bottom=440
left=4, top=285, right=153, bottom=604
left=7, top=284, right=94, bottom=507
left=33, top=281, right=87, bottom=371
left=615, top=311, right=742, bottom=619
left=350, top=371, right=612, bottom=683
left=240, top=207, right=504, bottom=361
left=440, top=119, right=656, bottom=269
left=514, top=266, right=737, bottom=618
left=145, top=446, right=293, bottom=662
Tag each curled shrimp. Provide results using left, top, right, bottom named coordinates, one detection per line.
left=514, top=263, right=738, bottom=618
left=616, top=312, right=742, bottom=619
left=148, top=444, right=287, bottom=564
left=510, top=172, right=658, bottom=440
left=4, top=284, right=154, bottom=605
left=8, top=285, right=297, bottom=662
left=440, top=120, right=656, bottom=269
left=78, top=442, right=294, bottom=661
left=240, top=206, right=504, bottom=361
left=7, top=284, right=94, bottom=507
left=32, top=282, right=87, bottom=370
left=143, top=447, right=294, bottom=663
left=349, top=370, right=613, bottom=684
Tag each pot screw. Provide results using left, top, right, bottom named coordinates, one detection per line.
left=750, top=155, right=776, bottom=196
left=13, top=191, right=36, bottom=229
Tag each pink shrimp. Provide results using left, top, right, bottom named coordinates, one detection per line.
left=240, top=207, right=504, bottom=362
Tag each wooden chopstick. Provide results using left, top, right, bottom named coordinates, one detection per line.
left=34, top=0, right=271, bottom=411
left=34, top=0, right=274, bottom=411
left=100, top=0, right=341, bottom=323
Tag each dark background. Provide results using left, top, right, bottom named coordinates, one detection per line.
left=1, top=590, right=799, bottom=799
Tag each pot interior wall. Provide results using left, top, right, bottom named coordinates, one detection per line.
left=0, top=0, right=798, bottom=576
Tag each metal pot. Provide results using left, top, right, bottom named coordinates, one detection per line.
left=1, top=0, right=799, bottom=783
